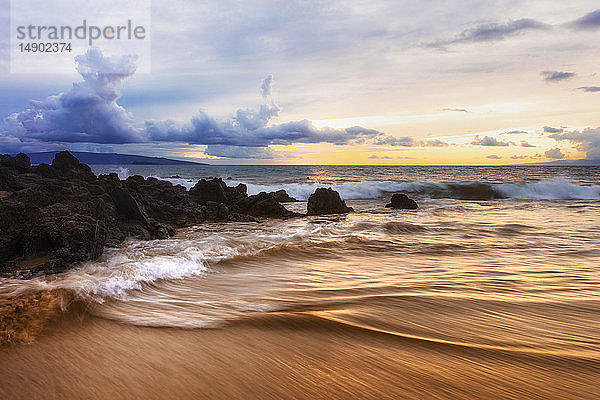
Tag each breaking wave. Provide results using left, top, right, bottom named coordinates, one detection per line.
left=235, top=177, right=600, bottom=201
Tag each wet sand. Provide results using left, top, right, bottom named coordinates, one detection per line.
left=1, top=310, right=598, bottom=400
left=2, top=178, right=600, bottom=399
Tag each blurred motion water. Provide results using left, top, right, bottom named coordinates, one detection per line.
left=1, top=165, right=599, bottom=399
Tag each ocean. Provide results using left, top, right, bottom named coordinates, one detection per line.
left=1, top=165, right=599, bottom=399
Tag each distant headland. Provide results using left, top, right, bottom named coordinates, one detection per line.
left=21, top=152, right=209, bottom=165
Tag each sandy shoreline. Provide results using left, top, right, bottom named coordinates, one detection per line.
left=1, top=311, right=598, bottom=400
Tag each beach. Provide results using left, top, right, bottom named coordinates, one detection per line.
left=2, top=306, right=598, bottom=400
left=1, top=164, right=600, bottom=399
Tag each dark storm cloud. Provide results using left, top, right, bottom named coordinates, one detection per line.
left=0, top=49, right=400, bottom=157
left=3, top=49, right=143, bottom=145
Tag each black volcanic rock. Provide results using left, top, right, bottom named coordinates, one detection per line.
left=0, top=153, right=32, bottom=191
left=50, top=150, right=96, bottom=181
left=0, top=153, right=31, bottom=173
left=189, top=178, right=228, bottom=204
left=307, top=188, right=353, bottom=215
left=226, top=183, right=248, bottom=205
left=238, top=192, right=300, bottom=219
left=0, top=151, right=301, bottom=277
left=385, top=193, right=418, bottom=209
left=268, top=189, right=298, bottom=203
left=205, top=201, right=230, bottom=221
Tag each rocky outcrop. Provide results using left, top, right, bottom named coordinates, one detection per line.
left=268, top=189, right=298, bottom=203
left=307, top=188, right=353, bottom=215
left=0, top=151, right=300, bottom=277
left=189, top=178, right=249, bottom=207
left=237, top=192, right=300, bottom=219
left=385, top=193, right=418, bottom=209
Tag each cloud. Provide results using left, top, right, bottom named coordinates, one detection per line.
left=0, top=134, right=64, bottom=153
left=549, top=127, right=600, bottom=159
left=544, top=148, right=565, bottom=159
left=204, top=145, right=275, bottom=159
left=368, top=155, right=393, bottom=160
left=147, top=118, right=383, bottom=147
left=1, top=48, right=396, bottom=157
left=486, top=155, right=501, bottom=159
left=569, top=9, right=600, bottom=30
left=260, top=74, right=274, bottom=98
left=520, top=141, right=535, bottom=147
left=543, top=126, right=563, bottom=133
left=442, top=108, right=470, bottom=113
left=3, top=48, right=143, bottom=145
left=578, top=86, right=600, bottom=93
left=471, top=135, right=510, bottom=146
left=373, top=136, right=448, bottom=147
left=500, top=130, right=527, bottom=135
left=373, top=136, right=414, bottom=147
left=422, top=139, right=449, bottom=147
left=510, top=155, right=528, bottom=159
left=425, top=19, right=547, bottom=49
left=541, top=71, right=575, bottom=82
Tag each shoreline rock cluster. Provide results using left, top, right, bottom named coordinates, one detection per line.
left=0, top=151, right=418, bottom=277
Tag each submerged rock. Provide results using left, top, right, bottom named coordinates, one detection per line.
left=307, top=188, right=353, bottom=215
left=385, top=193, right=418, bottom=209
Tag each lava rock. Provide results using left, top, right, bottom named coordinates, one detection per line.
left=307, top=188, right=353, bottom=215
left=385, top=193, right=418, bottom=209
left=268, top=189, right=298, bottom=203
left=205, top=201, right=230, bottom=221
left=189, top=178, right=228, bottom=204
left=0, top=151, right=301, bottom=277
left=50, top=150, right=95, bottom=181
left=238, top=192, right=300, bottom=219
left=0, top=153, right=31, bottom=173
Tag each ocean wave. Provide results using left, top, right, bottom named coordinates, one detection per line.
left=101, top=166, right=600, bottom=201
left=232, top=177, right=600, bottom=201
left=21, top=223, right=332, bottom=302
left=43, top=244, right=210, bottom=300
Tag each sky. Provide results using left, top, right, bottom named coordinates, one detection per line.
left=1, top=0, right=600, bottom=164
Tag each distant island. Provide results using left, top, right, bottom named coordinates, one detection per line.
left=22, top=151, right=209, bottom=165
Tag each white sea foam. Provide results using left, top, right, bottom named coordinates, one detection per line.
left=235, top=178, right=600, bottom=201
left=43, top=244, right=209, bottom=300
left=30, top=222, right=330, bottom=301
left=115, top=166, right=130, bottom=180
left=495, top=177, right=600, bottom=200
left=236, top=180, right=420, bottom=200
